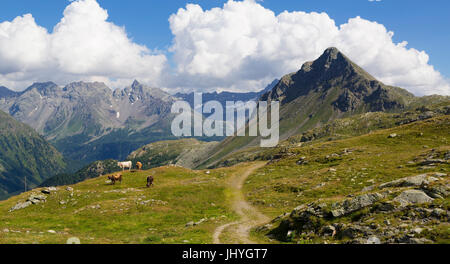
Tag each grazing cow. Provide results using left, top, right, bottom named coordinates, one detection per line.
left=118, top=161, right=132, bottom=171
left=147, top=176, right=154, bottom=188
left=136, top=162, right=143, bottom=170
left=108, top=174, right=122, bottom=185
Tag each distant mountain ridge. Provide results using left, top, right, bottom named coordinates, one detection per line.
left=0, top=81, right=178, bottom=165
left=174, top=79, right=279, bottom=109
left=0, top=78, right=280, bottom=166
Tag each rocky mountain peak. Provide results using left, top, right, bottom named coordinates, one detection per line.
left=131, top=80, right=141, bottom=89
left=62, top=81, right=111, bottom=97
left=23, top=82, right=60, bottom=96
left=308, top=47, right=353, bottom=74
left=116, top=80, right=173, bottom=103
left=263, top=47, right=401, bottom=107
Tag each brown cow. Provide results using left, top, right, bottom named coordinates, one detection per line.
left=146, top=176, right=154, bottom=188
left=136, top=162, right=143, bottom=170
left=108, top=173, right=122, bottom=185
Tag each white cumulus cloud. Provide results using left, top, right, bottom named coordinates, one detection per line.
left=168, top=0, right=449, bottom=95
left=0, top=0, right=448, bottom=96
left=0, top=0, right=168, bottom=90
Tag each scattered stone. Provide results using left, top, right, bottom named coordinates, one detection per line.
left=366, top=236, right=381, bottom=244
left=286, top=230, right=293, bottom=238
left=9, top=201, right=32, bottom=212
left=41, top=187, right=57, bottom=195
left=388, top=133, right=398, bottom=138
left=196, top=218, right=207, bottom=225
left=403, top=237, right=433, bottom=244
left=321, top=225, right=336, bottom=237
left=379, top=174, right=439, bottom=189
left=422, top=183, right=449, bottom=199
left=362, top=185, right=375, bottom=192
left=296, top=157, right=308, bottom=165
left=66, top=187, right=74, bottom=192
left=185, top=221, right=195, bottom=228
left=47, top=230, right=56, bottom=234
left=341, top=226, right=367, bottom=239
left=3, top=228, right=9, bottom=233
left=139, top=199, right=168, bottom=206
left=331, top=193, right=384, bottom=217
left=393, top=190, right=434, bottom=206
left=184, top=219, right=206, bottom=227
left=431, top=208, right=446, bottom=218
left=419, top=159, right=447, bottom=166
left=28, top=194, right=47, bottom=204
left=413, top=228, right=423, bottom=234
left=377, top=201, right=397, bottom=213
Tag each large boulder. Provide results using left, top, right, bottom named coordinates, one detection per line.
left=331, top=193, right=384, bottom=217
left=393, top=190, right=434, bottom=206
left=268, top=203, right=328, bottom=241
left=9, top=201, right=32, bottom=212
left=421, top=183, right=450, bottom=199
left=27, top=194, right=47, bottom=204
left=379, top=174, right=439, bottom=189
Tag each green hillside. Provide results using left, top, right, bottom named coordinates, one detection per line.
left=127, top=138, right=219, bottom=169
left=0, top=163, right=258, bottom=244
left=244, top=115, right=449, bottom=244
left=0, top=110, right=66, bottom=198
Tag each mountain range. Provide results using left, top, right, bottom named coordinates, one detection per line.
left=174, top=79, right=279, bottom=109
left=0, top=79, right=276, bottom=167
left=0, top=80, right=178, bottom=165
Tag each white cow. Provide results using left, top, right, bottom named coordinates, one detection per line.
left=118, top=161, right=132, bottom=171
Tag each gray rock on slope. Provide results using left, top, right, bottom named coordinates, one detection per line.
left=393, top=190, right=434, bottom=206
left=9, top=192, right=49, bottom=212
left=379, top=174, right=439, bottom=189
left=9, top=201, right=32, bottom=212
left=331, top=193, right=385, bottom=217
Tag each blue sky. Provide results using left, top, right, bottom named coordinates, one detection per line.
left=0, top=0, right=448, bottom=76
left=0, top=0, right=450, bottom=94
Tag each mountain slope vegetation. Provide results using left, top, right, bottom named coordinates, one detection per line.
left=0, top=110, right=66, bottom=198
left=244, top=115, right=449, bottom=244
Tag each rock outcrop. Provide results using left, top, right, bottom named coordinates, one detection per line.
left=264, top=172, right=449, bottom=244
